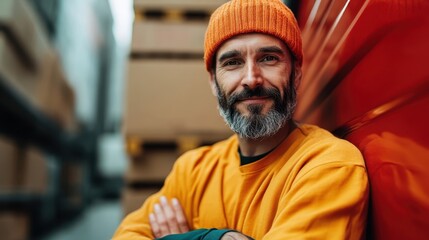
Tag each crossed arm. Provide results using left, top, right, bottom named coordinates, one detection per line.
left=149, top=196, right=253, bottom=240
left=149, top=196, right=189, bottom=238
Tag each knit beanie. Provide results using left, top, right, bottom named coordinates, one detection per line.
left=204, top=0, right=303, bottom=72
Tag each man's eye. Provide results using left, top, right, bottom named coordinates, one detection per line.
left=261, top=55, right=278, bottom=62
left=223, top=60, right=241, bottom=67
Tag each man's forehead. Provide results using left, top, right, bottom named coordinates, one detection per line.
left=216, top=33, right=289, bottom=58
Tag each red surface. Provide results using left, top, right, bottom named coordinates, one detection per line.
left=347, top=95, right=429, bottom=240
left=296, top=0, right=429, bottom=239
left=296, top=0, right=315, bottom=29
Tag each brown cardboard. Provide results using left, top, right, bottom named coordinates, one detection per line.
left=0, top=211, right=29, bottom=240
left=121, top=187, right=160, bottom=216
left=0, top=0, right=51, bottom=70
left=56, top=70, right=77, bottom=132
left=0, top=139, right=49, bottom=194
left=132, top=21, right=207, bottom=53
left=47, top=57, right=77, bottom=131
left=21, top=147, right=49, bottom=194
left=125, top=149, right=179, bottom=183
left=0, top=35, right=35, bottom=102
left=0, top=137, right=19, bottom=192
left=0, top=33, right=56, bottom=117
left=124, top=59, right=231, bottom=142
left=0, top=0, right=62, bottom=117
left=35, top=47, right=58, bottom=114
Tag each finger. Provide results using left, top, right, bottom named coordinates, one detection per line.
left=160, top=196, right=180, bottom=234
left=221, top=232, right=253, bottom=240
left=149, top=213, right=161, bottom=238
left=171, top=198, right=189, bottom=232
left=154, top=203, right=170, bottom=237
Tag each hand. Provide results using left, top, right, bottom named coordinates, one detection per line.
left=221, top=231, right=254, bottom=240
left=149, top=196, right=190, bottom=238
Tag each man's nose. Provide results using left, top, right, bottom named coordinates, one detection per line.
left=242, top=62, right=263, bottom=89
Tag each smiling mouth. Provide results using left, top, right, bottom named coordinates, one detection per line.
left=238, top=97, right=271, bottom=104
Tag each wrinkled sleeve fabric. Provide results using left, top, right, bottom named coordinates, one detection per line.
left=263, top=162, right=369, bottom=239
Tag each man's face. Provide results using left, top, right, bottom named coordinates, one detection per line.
left=210, top=33, right=298, bottom=139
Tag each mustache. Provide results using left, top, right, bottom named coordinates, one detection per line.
left=228, top=87, right=282, bottom=105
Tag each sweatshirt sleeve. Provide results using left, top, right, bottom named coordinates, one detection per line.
left=156, top=229, right=233, bottom=240
left=112, top=150, right=200, bottom=240
left=262, top=162, right=369, bottom=240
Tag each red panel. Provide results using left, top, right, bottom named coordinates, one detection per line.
left=297, top=0, right=316, bottom=29
left=346, top=95, right=429, bottom=240
left=304, top=0, right=349, bottom=64
left=333, top=9, right=429, bottom=127
left=296, top=0, right=429, bottom=122
left=297, top=0, right=367, bottom=118
left=319, top=15, right=429, bottom=130
left=297, top=0, right=429, bottom=239
left=301, top=0, right=335, bottom=50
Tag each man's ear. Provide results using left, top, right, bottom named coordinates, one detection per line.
left=209, top=71, right=217, bottom=96
left=293, top=62, right=302, bottom=89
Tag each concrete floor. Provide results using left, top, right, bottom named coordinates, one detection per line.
left=43, top=200, right=123, bottom=240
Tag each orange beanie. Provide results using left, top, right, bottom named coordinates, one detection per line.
left=204, top=0, right=303, bottom=72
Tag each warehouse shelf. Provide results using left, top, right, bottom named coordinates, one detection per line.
left=0, top=74, right=85, bottom=159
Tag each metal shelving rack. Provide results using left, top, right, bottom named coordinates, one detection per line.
left=0, top=0, right=92, bottom=237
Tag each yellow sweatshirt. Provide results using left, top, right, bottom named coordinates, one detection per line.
left=113, top=124, right=369, bottom=239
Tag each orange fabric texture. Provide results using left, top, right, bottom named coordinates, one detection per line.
left=204, top=0, right=303, bottom=71
left=113, top=124, right=369, bottom=239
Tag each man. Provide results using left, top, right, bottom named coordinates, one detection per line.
left=113, top=0, right=368, bottom=239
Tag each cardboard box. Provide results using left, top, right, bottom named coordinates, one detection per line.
left=0, top=137, right=19, bottom=192
left=122, top=187, right=160, bottom=216
left=0, top=0, right=60, bottom=118
left=21, top=147, right=49, bottom=194
left=56, top=71, right=77, bottom=132
left=35, top=47, right=58, bottom=113
left=0, top=212, right=29, bottom=240
left=0, top=0, right=51, bottom=69
left=46, top=57, right=77, bottom=131
left=132, top=21, right=208, bottom=53
left=0, top=35, right=35, bottom=101
left=0, top=33, right=56, bottom=118
left=0, top=139, right=50, bottom=194
left=124, top=59, right=231, bottom=141
left=125, top=149, right=179, bottom=183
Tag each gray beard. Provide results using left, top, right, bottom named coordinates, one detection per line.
left=215, top=80, right=296, bottom=139
left=218, top=104, right=287, bottom=139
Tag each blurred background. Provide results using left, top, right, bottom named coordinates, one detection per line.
left=0, top=0, right=233, bottom=239
left=1, top=0, right=429, bottom=239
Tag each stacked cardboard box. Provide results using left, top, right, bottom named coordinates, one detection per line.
left=46, top=56, right=77, bottom=132
left=125, top=59, right=228, bottom=140
left=0, top=0, right=76, bottom=130
left=0, top=2, right=76, bottom=228
left=0, top=137, right=19, bottom=192
left=122, top=0, right=230, bottom=215
left=0, top=137, right=50, bottom=195
left=0, top=136, right=51, bottom=239
left=0, top=212, right=29, bottom=240
left=21, top=147, right=50, bottom=194
left=0, top=0, right=52, bottom=113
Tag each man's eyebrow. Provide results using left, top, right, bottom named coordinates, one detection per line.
left=258, top=46, right=285, bottom=54
left=218, top=50, right=241, bottom=63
